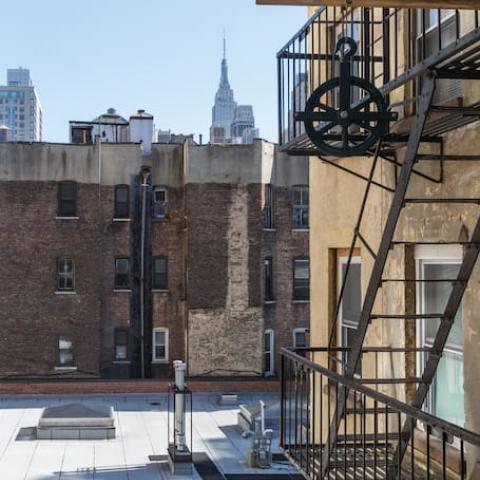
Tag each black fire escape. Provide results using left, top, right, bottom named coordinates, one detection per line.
left=278, top=6, right=480, bottom=479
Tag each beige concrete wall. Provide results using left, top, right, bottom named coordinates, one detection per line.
left=305, top=6, right=480, bottom=474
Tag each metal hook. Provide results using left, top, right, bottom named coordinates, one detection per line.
left=335, top=36, right=357, bottom=62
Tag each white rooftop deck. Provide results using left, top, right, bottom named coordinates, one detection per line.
left=0, top=393, right=298, bottom=480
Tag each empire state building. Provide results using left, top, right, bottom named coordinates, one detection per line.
left=210, top=37, right=259, bottom=144
left=210, top=38, right=237, bottom=143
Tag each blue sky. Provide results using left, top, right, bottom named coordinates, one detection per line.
left=1, top=1, right=306, bottom=143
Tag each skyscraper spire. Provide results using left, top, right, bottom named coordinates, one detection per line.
left=219, top=32, right=230, bottom=89
left=223, top=30, right=226, bottom=60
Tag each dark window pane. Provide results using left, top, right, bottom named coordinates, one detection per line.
left=292, top=186, right=309, bottom=229
left=114, top=185, right=129, bottom=218
left=153, top=188, right=167, bottom=218
left=293, top=258, right=310, bottom=300
left=114, top=329, right=128, bottom=360
left=263, top=184, right=273, bottom=229
left=58, top=182, right=77, bottom=217
left=115, top=258, right=130, bottom=289
left=264, top=258, right=274, bottom=302
left=153, top=256, right=168, bottom=290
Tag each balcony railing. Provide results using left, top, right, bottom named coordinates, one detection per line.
left=278, top=7, right=480, bottom=151
left=281, top=347, right=480, bottom=479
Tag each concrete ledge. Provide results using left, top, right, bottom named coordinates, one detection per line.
left=0, top=378, right=279, bottom=395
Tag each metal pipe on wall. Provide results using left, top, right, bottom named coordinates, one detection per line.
left=139, top=165, right=151, bottom=379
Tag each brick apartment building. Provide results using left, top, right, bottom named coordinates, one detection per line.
left=0, top=139, right=308, bottom=379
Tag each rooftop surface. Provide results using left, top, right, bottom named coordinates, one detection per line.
left=0, top=392, right=299, bottom=480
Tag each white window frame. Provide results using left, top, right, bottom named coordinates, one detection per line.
left=152, top=327, right=169, bottom=363
left=293, top=328, right=309, bottom=349
left=337, top=256, right=362, bottom=374
left=264, top=329, right=275, bottom=376
left=418, top=8, right=455, bottom=35
left=415, top=244, right=464, bottom=427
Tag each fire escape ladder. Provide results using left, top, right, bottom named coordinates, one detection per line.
left=321, top=72, right=437, bottom=479
left=386, top=216, right=480, bottom=478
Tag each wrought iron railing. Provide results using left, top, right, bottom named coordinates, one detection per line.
left=278, top=7, right=480, bottom=148
left=281, top=347, right=480, bottom=479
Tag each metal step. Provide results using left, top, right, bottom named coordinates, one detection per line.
left=359, top=378, right=423, bottom=385
left=345, top=407, right=396, bottom=415
left=370, top=313, right=444, bottom=320
left=336, top=433, right=410, bottom=443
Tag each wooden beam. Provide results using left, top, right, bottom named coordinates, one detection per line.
left=256, top=0, right=479, bottom=9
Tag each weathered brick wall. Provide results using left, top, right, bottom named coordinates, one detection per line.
left=150, top=186, right=187, bottom=377
left=262, top=185, right=310, bottom=374
left=0, top=181, right=104, bottom=376
left=187, top=183, right=263, bottom=376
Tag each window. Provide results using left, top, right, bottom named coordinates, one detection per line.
left=293, top=257, right=310, bottom=300
left=338, top=257, right=362, bottom=373
left=114, top=329, right=128, bottom=361
left=114, top=185, right=129, bottom=219
left=264, top=329, right=274, bottom=376
left=57, top=181, right=77, bottom=217
left=263, top=184, right=274, bottom=229
left=416, top=245, right=464, bottom=426
left=153, top=256, right=168, bottom=290
left=417, top=9, right=459, bottom=103
left=153, top=187, right=167, bottom=218
left=57, top=336, right=74, bottom=367
left=153, top=328, right=169, bottom=362
left=114, top=257, right=130, bottom=290
left=57, top=258, right=75, bottom=292
left=292, top=186, right=309, bottom=229
left=264, top=257, right=274, bottom=302
left=293, top=328, right=309, bottom=349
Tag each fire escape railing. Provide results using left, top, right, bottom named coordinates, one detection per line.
left=281, top=347, right=480, bottom=479
left=278, top=7, right=480, bottom=152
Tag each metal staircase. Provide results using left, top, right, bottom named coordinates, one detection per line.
left=276, top=6, right=480, bottom=480
left=320, top=71, right=480, bottom=479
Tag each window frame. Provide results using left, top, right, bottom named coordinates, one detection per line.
left=114, top=328, right=129, bottom=361
left=264, top=257, right=274, bottom=303
left=293, top=327, right=309, bottom=349
left=57, top=335, right=75, bottom=368
left=263, top=184, right=274, bottom=230
left=153, top=187, right=167, bottom=219
left=264, top=329, right=275, bottom=376
left=292, top=185, right=309, bottom=230
left=57, top=181, right=78, bottom=218
left=114, top=257, right=130, bottom=290
left=337, top=256, right=362, bottom=374
left=152, top=327, right=169, bottom=363
left=114, top=184, right=130, bottom=219
left=56, top=257, right=75, bottom=292
left=293, top=256, right=310, bottom=301
left=152, top=255, right=168, bottom=290
left=415, top=245, right=464, bottom=427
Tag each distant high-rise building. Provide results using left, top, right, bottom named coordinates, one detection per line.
left=157, top=129, right=195, bottom=144
left=0, top=68, right=42, bottom=142
left=210, top=37, right=237, bottom=142
left=210, top=37, right=259, bottom=144
left=231, top=105, right=258, bottom=144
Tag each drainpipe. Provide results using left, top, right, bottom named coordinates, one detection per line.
left=139, top=165, right=151, bottom=379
